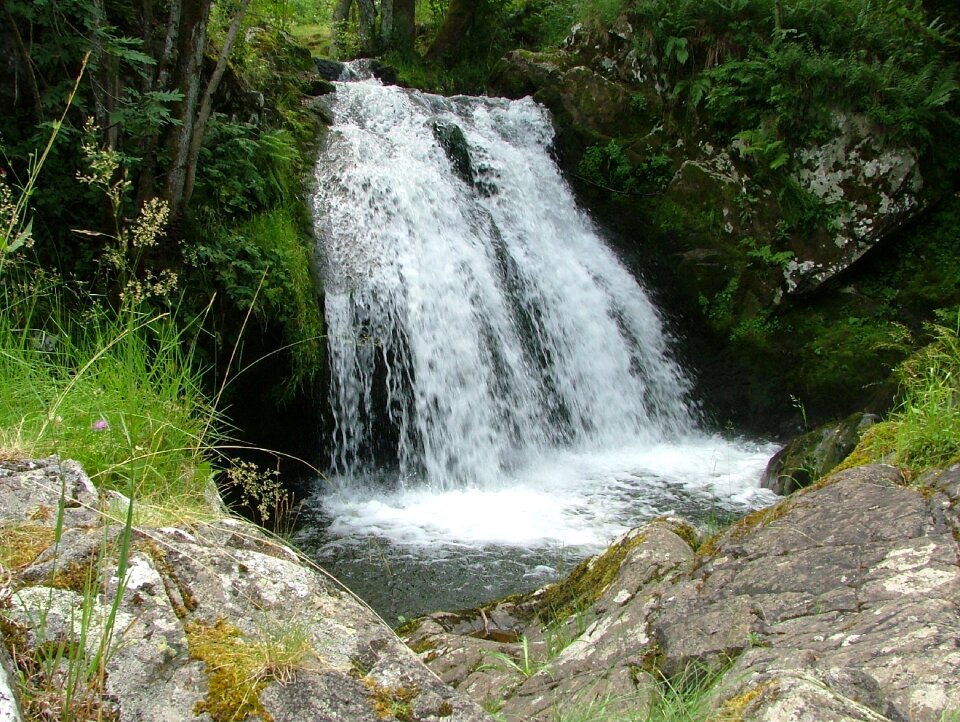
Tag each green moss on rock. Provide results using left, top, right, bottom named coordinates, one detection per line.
left=537, top=530, right=648, bottom=619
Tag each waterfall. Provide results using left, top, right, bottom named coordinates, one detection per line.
left=303, top=71, right=778, bottom=620
left=313, top=75, right=696, bottom=489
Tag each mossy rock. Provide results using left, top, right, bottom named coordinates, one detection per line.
left=536, top=528, right=650, bottom=619
left=761, top=412, right=880, bottom=495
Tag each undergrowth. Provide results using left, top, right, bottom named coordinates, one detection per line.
left=549, top=661, right=728, bottom=721
left=841, top=308, right=960, bottom=473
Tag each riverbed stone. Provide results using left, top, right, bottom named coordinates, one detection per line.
left=403, top=464, right=960, bottom=721
left=0, top=456, right=493, bottom=722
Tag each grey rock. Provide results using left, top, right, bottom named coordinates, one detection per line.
left=0, top=646, right=22, bottom=722
left=0, top=457, right=493, bottom=722
left=315, top=58, right=346, bottom=80
left=405, top=466, right=960, bottom=721
left=762, top=412, right=879, bottom=494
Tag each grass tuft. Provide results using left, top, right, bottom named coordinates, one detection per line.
left=835, top=308, right=960, bottom=475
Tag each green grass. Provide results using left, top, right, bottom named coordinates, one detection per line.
left=289, top=23, right=333, bottom=57
left=0, top=273, right=218, bottom=508
left=550, top=662, right=727, bottom=722
left=888, top=310, right=960, bottom=470
left=834, top=308, right=960, bottom=474
left=479, top=635, right=547, bottom=679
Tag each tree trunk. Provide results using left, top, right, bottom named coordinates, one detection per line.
left=164, top=0, right=213, bottom=221
left=90, top=0, right=123, bottom=152
left=357, top=0, right=377, bottom=55
left=381, top=0, right=394, bottom=49
left=3, top=6, right=43, bottom=122
left=330, top=0, right=354, bottom=58
left=180, top=0, right=253, bottom=211
left=390, top=0, right=416, bottom=53
left=426, top=0, right=481, bottom=64
left=136, top=0, right=182, bottom=205
left=331, top=0, right=378, bottom=57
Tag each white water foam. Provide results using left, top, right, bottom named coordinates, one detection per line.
left=314, top=77, right=699, bottom=490
left=322, top=436, right=779, bottom=550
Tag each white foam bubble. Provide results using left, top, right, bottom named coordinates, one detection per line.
left=322, top=435, right=780, bottom=552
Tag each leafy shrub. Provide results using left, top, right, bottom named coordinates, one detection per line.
left=192, top=118, right=301, bottom=216
left=578, top=141, right=673, bottom=195
left=186, top=206, right=324, bottom=394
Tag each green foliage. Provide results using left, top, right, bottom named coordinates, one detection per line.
left=698, top=276, right=740, bottom=326
left=192, top=118, right=301, bottom=216
left=577, top=141, right=673, bottom=195
left=642, top=662, right=728, bottom=722
left=0, top=124, right=220, bottom=503
left=579, top=141, right=636, bottom=192
left=186, top=206, right=324, bottom=394
left=887, top=310, right=960, bottom=469
left=520, top=0, right=959, bottom=172
left=738, top=237, right=794, bottom=270
left=734, top=128, right=789, bottom=170
left=0, top=268, right=217, bottom=503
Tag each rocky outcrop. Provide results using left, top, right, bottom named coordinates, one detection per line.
left=0, top=457, right=492, bottom=722
left=403, top=464, right=960, bottom=721
left=491, top=22, right=933, bottom=322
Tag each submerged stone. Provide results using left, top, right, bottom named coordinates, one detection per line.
left=431, top=120, right=473, bottom=185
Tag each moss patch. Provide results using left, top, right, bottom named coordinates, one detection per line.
left=407, top=637, right=437, bottom=655
left=46, top=549, right=101, bottom=594
left=0, top=523, right=55, bottom=569
left=188, top=618, right=272, bottom=722
left=187, top=617, right=312, bottom=722
left=537, top=530, right=648, bottom=619
left=713, top=680, right=777, bottom=722
left=362, top=676, right=420, bottom=721
left=828, top=422, right=899, bottom=475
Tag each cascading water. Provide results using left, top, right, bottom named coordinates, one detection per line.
left=296, top=69, right=778, bottom=622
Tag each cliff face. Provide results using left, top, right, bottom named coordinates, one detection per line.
left=0, top=457, right=492, bottom=722
left=488, top=15, right=960, bottom=431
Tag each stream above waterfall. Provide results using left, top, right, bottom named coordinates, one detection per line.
left=298, top=68, right=779, bottom=623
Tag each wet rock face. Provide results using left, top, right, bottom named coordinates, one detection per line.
left=0, top=457, right=493, bottom=722
left=403, top=465, right=960, bottom=721
left=431, top=120, right=473, bottom=185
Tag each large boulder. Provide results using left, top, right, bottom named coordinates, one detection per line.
left=402, top=464, right=960, bottom=721
left=0, top=457, right=492, bottom=722
left=490, top=22, right=937, bottom=326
